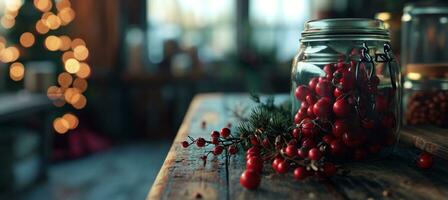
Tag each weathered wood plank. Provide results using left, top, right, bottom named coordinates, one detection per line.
left=147, top=93, right=229, bottom=200
left=149, top=93, right=448, bottom=200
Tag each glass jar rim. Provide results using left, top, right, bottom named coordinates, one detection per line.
left=404, top=2, right=448, bottom=15
left=301, top=18, right=390, bottom=42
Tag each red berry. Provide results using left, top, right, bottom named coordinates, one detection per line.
left=323, top=162, right=337, bottom=177
left=247, top=156, right=263, bottom=172
left=272, top=157, right=284, bottom=171
left=313, top=98, right=331, bottom=118
left=301, top=122, right=317, bottom=138
left=240, top=169, right=261, bottom=190
left=292, top=128, right=300, bottom=138
left=220, top=127, right=231, bottom=138
left=250, top=135, right=260, bottom=146
left=334, top=88, right=343, bottom=98
left=332, top=120, right=349, bottom=138
left=196, top=138, right=206, bottom=147
left=247, top=146, right=260, bottom=155
left=276, top=161, right=290, bottom=174
left=295, top=86, right=311, bottom=101
left=336, top=62, right=345, bottom=69
left=288, top=139, right=298, bottom=146
left=285, top=145, right=297, bottom=157
left=228, top=145, right=238, bottom=154
left=295, top=107, right=308, bottom=124
left=301, top=101, right=309, bottom=108
left=211, top=137, right=219, bottom=145
left=306, top=95, right=317, bottom=105
left=181, top=141, right=189, bottom=148
left=308, top=148, right=321, bottom=160
left=307, top=106, right=315, bottom=118
left=316, top=80, right=332, bottom=97
left=302, top=139, right=317, bottom=149
left=297, top=147, right=308, bottom=158
left=323, top=64, right=334, bottom=76
left=262, top=138, right=270, bottom=147
left=333, top=98, right=352, bottom=117
left=211, top=131, right=220, bottom=138
left=322, top=134, right=335, bottom=144
left=329, top=140, right=344, bottom=156
left=213, top=146, right=224, bottom=155
left=309, top=78, right=319, bottom=90
left=294, top=167, right=308, bottom=180
left=417, top=152, right=433, bottom=169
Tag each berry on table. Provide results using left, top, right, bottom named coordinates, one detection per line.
left=417, top=152, right=433, bottom=169
left=240, top=169, right=261, bottom=190
left=181, top=141, right=189, bottom=148
left=228, top=145, right=238, bottom=154
left=213, top=146, right=223, bottom=155
left=294, top=167, right=308, bottom=180
left=246, top=156, right=263, bottom=173
left=196, top=138, right=206, bottom=147
left=220, top=127, right=231, bottom=138
left=276, top=161, right=290, bottom=174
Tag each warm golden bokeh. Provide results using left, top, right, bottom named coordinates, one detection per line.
left=76, top=62, right=91, bottom=79
left=19, top=32, right=35, bottom=48
left=0, top=46, right=20, bottom=63
left=47, top=86, right=63, bottom=100
left=9, top=62, right=25, bottom=81
left=58, top=7, right=75, bottom=25
left=65, top=58, right=80, bottom=73
left=34, top=0, right=53, bottom=12
left=62, top=51, right=74, bottom=63
left=0, top=15, right=15, bottom=29
left=73, top=78, right=88, bottom=92
left=71, top=38, right=86, bottom=49
left=63, top=113, right=79, bottom=130
left=56, top=0, right=72, bottom=11
left=44, top=14, right=61, bottom=30
left=45, top=35, right=61, bottom=51
left=59, top=35, right=71, bottom=51
left=64, top=87, right=80, bottom=104
left=73, top=45, right=89, bottom=61
left=72, top=94, right=87, bottom=109
left=35, top=20, right=50, bottom=34
left=58, top=72, right=73, bottom=87
left=53, top=117, right=69, bottom=134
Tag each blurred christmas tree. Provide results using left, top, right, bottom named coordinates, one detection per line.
left=0, top=0, right=91, bottom=134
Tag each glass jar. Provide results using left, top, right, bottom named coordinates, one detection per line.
left=401, top=3, right=448, bottom=127
left=290, top=19, right=401, bottom=159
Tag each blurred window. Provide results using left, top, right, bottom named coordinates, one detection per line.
left=146, top=0, right=236, bottom=64
left=249, top=0, right=310, bottom=62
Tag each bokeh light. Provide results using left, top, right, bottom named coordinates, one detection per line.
left=76, top=62, right=91, bottom=78
left=73, top=45, right=89, bottom=61
left=65, top=58, right=80, bottom=73
left=73, top=77, right=87, bottom=92
left=47, top=85, right=63, bottom=100
left=45, top=35, right=61, bottom=51
left=35, top=20, right=49, bottom=34
left=71, top=38, right=85, bottom=49
left=19, top=32, right=35, bottom=48
left=59, top=35, right=71, bottom=51
left=9, top=62, right=25, bottom=81
left=34, top=0, right=52, bottom=12
left=58, top=7, right=75, bottom=25
left=0, top=46, right=20, bottom=63
left=63, top=113, right=79, bottom=130
left=58, top=72, right=73, bottom=87
left=53, top=117, right=69, bottom=134
left=1, top=15, right=15, bottom=29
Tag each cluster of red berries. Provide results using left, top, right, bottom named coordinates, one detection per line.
left=181, top=127, right=239, bottom=161
left=293, top=61, right=397, bottom=164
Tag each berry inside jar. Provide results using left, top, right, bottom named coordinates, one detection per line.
left=293, top=60, right=398, bottom=161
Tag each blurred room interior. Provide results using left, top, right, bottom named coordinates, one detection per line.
left=0, top=0, right=441, bottom=199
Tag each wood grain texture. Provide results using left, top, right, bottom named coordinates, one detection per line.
left=148, top=93, right=448, bottom=200
left=401, top=125, right=448, bottom=160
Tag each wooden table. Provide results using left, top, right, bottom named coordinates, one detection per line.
left=147, top=93, right=448, bottom=200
